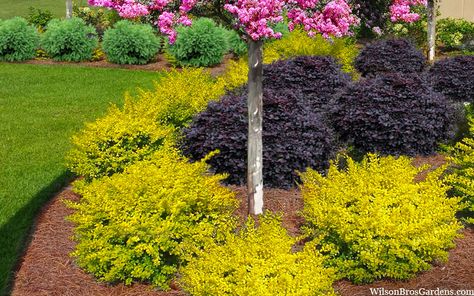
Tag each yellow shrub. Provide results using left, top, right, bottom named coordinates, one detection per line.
left=263, top=30, right=332, bottom=64
left=179, top=214, right=337, bottom=296
left=216, top=57, right=248, bottom=91
left=217, top=29, right=360, bottom=91
left=135, top=68, right=226, bottom=127
left=67, top=68, right=224, bottom=180
left=448, top=114, right=474, bottom=224
left=66, top=97, right=174, bottom=181
left=263, top=29, right=359, bottom=76
left=66, top=147, right=238, bottom=289
left=300, top=154, right=463, bottom=283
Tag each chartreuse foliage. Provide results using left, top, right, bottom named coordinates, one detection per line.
left=217, top=57, right=249, bottom=90
left=179, top=214, right=337, bottom=296
left=301, top=154, right=463, bottom=283
left=67, top=68, right=225, bottom=181
left=264, top=29, right=359, bottom=75
left=167, top=18, right=228, bottom=67
left=134, top=68, right=226, bottom=128
left=447, top=114, right=474, bottom=224
left=0, top=17, right=39, bottom=61
left=41, top=17, right=98, bottom=62
left=217, top=29, right=359, bottom=91
left=103, top=20, right=161, bottom=65
left=66, top=147, right=238, bottom=289
left=66, top=98, right=174, bottom=181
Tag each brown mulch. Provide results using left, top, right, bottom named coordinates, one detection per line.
left=19, top=53, right=235, bottom=77
left=11, top=156, right=474, bottom=296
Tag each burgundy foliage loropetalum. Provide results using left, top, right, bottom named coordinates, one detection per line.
left=262, top=56, right=351, bottom=111
left=355, top=38, right=426, bottom=77
left=88, top=0, right=425, bottom=44
left=182, top=88, right=336, bottom=188
left=329, top=72, right=455, bottom=156
left=429, top=55, right=474, bottom=103
left=181, top=57, right=346, bottom=188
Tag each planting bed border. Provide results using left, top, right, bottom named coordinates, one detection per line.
left=10, top=155, right=474, bottom=296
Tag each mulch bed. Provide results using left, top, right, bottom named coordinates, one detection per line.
left=17, top=53, right=235, bottom=77
left=10, top=155, right=474, bottom=296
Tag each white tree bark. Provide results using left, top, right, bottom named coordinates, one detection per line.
left=427, top=0, right=437, bottom=63
left=66, top=0, right=73, bottom=19
left=247, top=40, right=264, bottom=215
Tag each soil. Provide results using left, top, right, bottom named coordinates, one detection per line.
left=17, top=53, right=235, bottom=77
left=10, top=155, right=474, bottom=296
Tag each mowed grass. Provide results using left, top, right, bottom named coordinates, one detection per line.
left=0, top=63, right=162, bottom=295
left=0, top=0, right=92, bottom=19
left=0, top=0, right=67, bottom=19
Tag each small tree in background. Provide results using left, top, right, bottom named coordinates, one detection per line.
left=66, top=0, right=73, bottom=18
left=88, top=0, right=425, bottom=215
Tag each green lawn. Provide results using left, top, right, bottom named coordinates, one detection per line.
left=0, top=0, right=92, bottom=19
left=0, top=63, right=162, bottom=295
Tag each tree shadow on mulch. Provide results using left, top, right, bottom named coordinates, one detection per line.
left=10, top=155, right=474, bottom=296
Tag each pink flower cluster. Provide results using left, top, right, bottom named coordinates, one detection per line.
left=88, top=0, right=425, bottom=43
left=88, top=0, right=149, bottom=18
left=224, top=0, right=285, bottom=40
left=389, top=0, right=427, bottom=23
left=287, top=0, right=359, bottom=38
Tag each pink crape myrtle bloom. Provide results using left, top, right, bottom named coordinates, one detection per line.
left=390, top=0, right=427, bottom=23
left=287, top=0, right=359, bottom=38
left=88, top=0, right=426, bottom=42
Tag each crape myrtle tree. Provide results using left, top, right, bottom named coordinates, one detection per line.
left=88, top=0, right=426, bottom=215
left=426, top=0, right=436, bottom=62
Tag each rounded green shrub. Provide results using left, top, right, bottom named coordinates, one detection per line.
left=300, top=154, right=463, bottom=283
left=66, top=147, right=238, bottom=289
left=0, top=17, right=39, bottom=62
left=41, top=17, right=98, bottom=62
left=167, top=18, right=228, bottom=67
left=437, top=18, right=474, bottom=51
left=224, top=29, right=247, bottom=57
left=180, top=215, right=336, bottom=296
left=66, top=98, right=174, bottom=181
left=103, top=20, right=161, bottom=65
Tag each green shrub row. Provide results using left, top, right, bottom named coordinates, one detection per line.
left=0, top=16, right=247, bottom=65
left=0, top=17, right=159, bottom=63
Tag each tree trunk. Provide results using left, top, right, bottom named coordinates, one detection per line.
left=427, top=0, right=436, bottom=63
left=66, top=0, right=73, bottom=19
left=247, top=40, right=264, bottom=215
